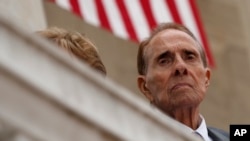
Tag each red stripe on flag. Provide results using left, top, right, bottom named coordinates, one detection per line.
left=115, top=0, right=138, bottom=42
left=189, top=0, right=215, bottom=67
left=95, top=0, right=112, bottom=32
left=140, top=0, right=157, bottom=30
left=166, top=0, right=182, bottom=24
left=69, top=0, right=83, bottom=18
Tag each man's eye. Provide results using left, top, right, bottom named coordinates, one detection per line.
left=159, top=59, right=166, bottom=64
left=188, top=54, right=195, bottom=59
left=159, top=58, right=170, bottom=64
left=187, top=54, right=196, bottom=60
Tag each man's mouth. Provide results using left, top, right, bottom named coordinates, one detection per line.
left=171, top=83, right=191, bottom=91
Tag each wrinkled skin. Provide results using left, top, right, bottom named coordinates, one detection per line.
left=138, top=29, right=211, bottom=129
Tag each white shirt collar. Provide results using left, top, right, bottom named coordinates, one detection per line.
left=182, top=115, right=212, bottom=141
left=196, top=115, right=212, bottom=141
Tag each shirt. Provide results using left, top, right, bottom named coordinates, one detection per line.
left=182, top=115, right=212, bottom=141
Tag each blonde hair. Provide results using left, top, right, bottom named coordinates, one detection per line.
left=37, top=27, right=106, bottom=75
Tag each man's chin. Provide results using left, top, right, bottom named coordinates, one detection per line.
left=171, top=95, right=201, bottom=107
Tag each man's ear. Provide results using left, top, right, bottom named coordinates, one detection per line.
left=137, top=75, right=153, bottom=102
left=205, top=68, right=211, bottom=88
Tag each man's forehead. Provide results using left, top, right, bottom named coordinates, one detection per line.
left=144, top=29, right=198, bottom=55
left=151, top=29, right=195, bottom=44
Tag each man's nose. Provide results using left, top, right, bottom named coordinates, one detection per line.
left=174, top=58, right=188, bottom=76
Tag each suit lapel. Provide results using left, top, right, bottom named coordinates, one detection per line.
left=207, top=127, right=229, bottom=141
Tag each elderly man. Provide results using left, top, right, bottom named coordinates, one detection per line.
left=137, top=23, right=229, bottom=141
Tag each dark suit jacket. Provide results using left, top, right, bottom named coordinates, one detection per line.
left=208, top=127, right=229, bottom=141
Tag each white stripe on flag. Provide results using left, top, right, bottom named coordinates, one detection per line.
left=55, top=0, right=71, bottom=11
left=150, top=0, right=173, bottom=24
left=175, top=0, right=201, bottom=43
left=123, top=0, right=150, bottom=41
left=78, top=0, right=100, bottom=26
left=102, top=0, right=128, bottom=39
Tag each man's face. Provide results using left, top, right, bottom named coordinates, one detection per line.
left=138, top=29, right=210, bottom=113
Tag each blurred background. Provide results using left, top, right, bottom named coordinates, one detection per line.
left=1, top=0, right=250, bottom=140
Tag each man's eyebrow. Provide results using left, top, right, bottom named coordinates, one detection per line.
left=156, top=50, right=171, bottom=60
left=183, top=48, right=197, bottom=55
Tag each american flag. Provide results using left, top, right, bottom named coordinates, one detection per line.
left=49, top=0, right=215, bottom=67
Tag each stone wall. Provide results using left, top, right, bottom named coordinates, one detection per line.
left=197, top=0, right=250, bottom=130
left=0, top=0, right=46, bottom=31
